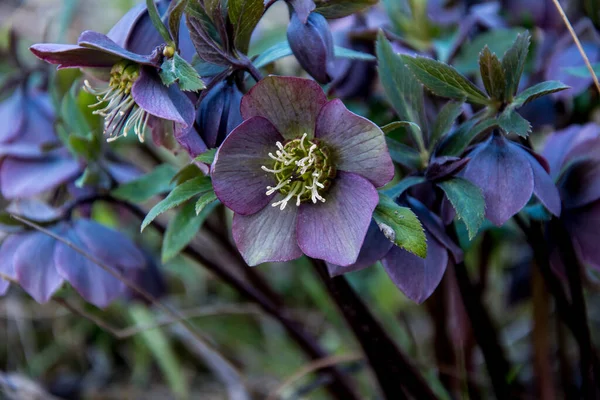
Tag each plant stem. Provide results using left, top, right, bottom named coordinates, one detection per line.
left=311, top=258, right=438, bottom=400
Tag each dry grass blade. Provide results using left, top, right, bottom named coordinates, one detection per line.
left=551, top=0, right=600, bottom=95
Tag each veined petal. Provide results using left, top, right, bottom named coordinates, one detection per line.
left=517, top=147, right=562, bottom=216
left=315, top=99, right=394, bottom=187
left=77, top=31, right=157, bottom=66
left=29, top=43, right=122, bottom=69
left=232, top=194, right=302, bottom=266
left=382, top=232, right=448, bottom=304
left=212, top=117, right=282, bottom=215
left=240, top=76, right=327, bottom=140
left=297, top=172, right=378, bottom=266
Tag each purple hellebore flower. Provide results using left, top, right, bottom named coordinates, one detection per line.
left=211, top=76, right=394, bottom=266
left=29, top=3, right=195, bottom=144
left=0, top=218, right=146, bottom=308
left=542, top=123, right=600, bottom=270
left=462, top=132, right=561, bottom=226
left=328, top=196, right=463, bottom=303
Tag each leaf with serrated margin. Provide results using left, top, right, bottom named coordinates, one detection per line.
left=437, top=177, right=485, bottom=240
left=430, top=100, right=464, bottom=148
left=195, top=191, right=218, bottom=215
left=314, top=0, right=378, bottom=19
left=168, top=0, right=188, bottom=48
left=194, top=149, right=217, bottom=164
left=229, top=0, right=264, bottom=54
left=386, top=137, right=423, bottom=169
left=111, top=164, right=177, bottom=203
left=141, top=176, right=213, bottom=231
left=401, top=55, right=490, bottom=105
left=160, top=53, right=206, bottom=91
left=502, top=31, right=530, bottom=101
left=498, top=109, right=531, bottom=137
left=382, top=176, right=426, bottom=199
left=146, top=0, right=175, bottom=46
left=436, top=117, right=498, bottom=156
left=185, top=15, right=232, bottom=65
left=373, top=194, right=427, bottom=258
left=381, top=121, right=422, bottom=135
left=479, top=46, right=506, bottom=101
left=512, top=81, right=570, bottom=107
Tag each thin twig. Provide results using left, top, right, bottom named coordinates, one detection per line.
left=551, top=0, right=600, bottom=95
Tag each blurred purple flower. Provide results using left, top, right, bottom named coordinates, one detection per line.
left=211, top=76, right=394, bottom=266
left=0, top=219, right=146, bottom=307
left=328, top=197, right=463, bottom=303
left=462, top=132, right=561, bottom=226
left=29, top=3, right=195, bottom=144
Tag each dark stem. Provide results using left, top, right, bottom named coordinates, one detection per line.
left=311, top=258, right=438, bottom=400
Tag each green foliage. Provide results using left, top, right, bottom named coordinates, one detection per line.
left=314, top=0, right=379, bottom=19
left=111, top=164, right=178, bottom=203
left=160, top=53, right=206, bottom=92
left=453, top=29, right=523, bottom=74
left=145, top=0, right=175, bottom=47
left=382, top=176, right=426, bottom=199
left=373, top=193, right=427, bottom=258
left=437, top=177, right=485, bottom=240
left=436, top=116, right=498, bottom=156
left=479, top=46, right=506, bottom=101
left=193, top=149, right=217, bottom=164
left=229, top=0, right=264, bottom=54
left=498, top=109, right=531, bottom=137
left=501, top=31, right=530, bottom=102
left=512, top=81, right=570, bottom=107
left=386, top=137, right=424, bottom=169
left=168, top=0, right=189, bottom=48
left=430, top=100, right=464, bottom=148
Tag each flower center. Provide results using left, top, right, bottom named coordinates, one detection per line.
left=261, top=133, right=336, bottom=210
left=84, top=60, right=149, bottom=142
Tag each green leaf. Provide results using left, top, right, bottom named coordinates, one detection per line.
left=453, top=28, right=524, bottom=74
left=381, top=176, right=426, bottom=199
left=171, top=163, right=203, bottom=185
left=60, top=83, right=91, bottom=139
left=373, top=194, right=427, bottom=258
left=111, top=164, right=177, bottom=203
left=195, top=191, right=218, bottom=215
left=162, top=199, right=218, bottom=262
left=498, top=109, right=531, bottom=137
left=314, top=0, right=378, bottom=18
left=168, top=0, right=188, bottom=48
left=501, top=31, right=530, bottom=101
left=386, top=137, right=423, bottom=169
left=145, top=0, right=175, bottom=47
left=334, top=45, right=376, bottom=61
left=229, top=0, right=264, bottom=54
left=159, top=53, right=206, bottom=92
left=128, top=305, right=189, bottom=398
left=141, top=176, right=213, bottom=231
left=430, top=100, right=464, bottom=148
left=563, top=63, right=600, bottom=78
left=479, top=46, right=506, bottom=101
left=437, top=177, right=485, bottom=240
left=401, top=54, right=490, bottom=105
left=436, top=117, right=497, bottom=156
left=193, top=148, right=217, bottom=164
left=68, top=136, right=96, bottom=160
left=381, top=121, right=421, bottom=135
left=512, top=81, right=570, bottom=107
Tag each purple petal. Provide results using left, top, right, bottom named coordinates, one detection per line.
left=73, top=220, right=145, bottom=270
left=0, top=234, right=29, bottom=280
left=0, top=88, right=25, bottom=143
left=132, top=67, right=195, bottom=130
left=13, top=232, right=64, bottom=303
left=77, top=31, right=157, bottom=65
left=327, top=219, right=393, bottom=277
left=240, top=76, right=327, bottom=140
left=175, top=126, right=208, bottom=158
left=463, top=134, right=534, bottom=226
left=0, top=154, right=81, bottom=199
left=288, top=0, right=316, bottom=23
left=107, top=3, right=166, bottom=56
left=6, top=199, right=61, bottom=222
left=30, top=43, right=122, bottom=69
left=546, top=43, right=600, bottom=100
left=212, top=117, right=282, bottom=215
left=515, top=147, right=561, bottom=216
left=315, top=99, right=394, bottom=187
left=382, top=232, right=448, bottom=303
left=54, top=226, right=125, bottom=308
left=232, top=194, right=302, bottom=266
left=105, top=161, right=141, bottom=184
left=0, top=279, right=9, bottom=296
left=559, top=159, right=600, bottom=209
left=297, top=172, right=378, bottom=266
left=542, top=125, right=584, bottom=176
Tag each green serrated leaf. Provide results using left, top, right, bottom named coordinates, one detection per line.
left=401, top=54, right=490, bottom=105
left=229, top=0, right=264, bottom=54
left=381, top=176, right=426, bottom=199
left=193, top=148, right=217, bottom=164
left=145, top=0, right=175, bottom=47
left=430, top=100, right=464, bottom=148
left=162, top=199, right=218, bottom=262
left=172, top=163, right=203, bottom=185
left=381, top=121, right=421, bottom=135
left=373, top=194, right=427, bottom=258
left=141, top=176, right=213, bottom=231
left=437, top=177, right=485, bottom=240
left=512, top=81, right=570, bottom=107
left=160, top=53, right=206, bottom=92
left=168, top=0, right=188, bottom=48
left=479, top=46, right=506, bottom=101
left=195, top=191, right=218, bottom=215
left=436, top=117, right=498, bottom=156
left=334, top=46, right=376, bottom=61
left=386, top=137, right=424, bottom=169
left=314, top=0, right=378, bottom=18
left=502, top=31, right=530, bottom=101
left=111, top=164, right=177, bottom=203
left=498, top=109, right=531, bottom=137
left=453, top=28, right=524, bottom=74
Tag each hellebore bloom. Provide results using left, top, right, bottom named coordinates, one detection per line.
left=328, top=197, right=463, bottom=303
left=212, top=76, right=394, bottom=266
left=29, top=4, right=194, bottom=144
left=0, top=219, right=145, bottom=307
left=287, top=11, right=335, bottom=84
left=462, top=132, right=561, bottom=226
left=543, top=123, right=600, bottom=270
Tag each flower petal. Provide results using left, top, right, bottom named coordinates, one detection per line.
left=565, top=203, right=600, bottom=270
left=240, top=76, right=327, bottom=140
left=315, top=99, right=394, bottom=187
left=0, top=88, right=25, bottom=143
left=0, top=279, right=8, bottom=296
left=382, top=232, right=448, bottom=303
left=13, top=232, right=64, bottom=303
left=0, top=154, right=81, bottom=199
left=0, top=234, right=29, bottom=280
left=297, top=171, right=378, bottom=266
left=232, top=194, right=302, bottom=266
left=463, top=134, right=534, bottom=226
left=29, top=43, right=122, bottom=69
left=77, top=31, right=157, bottom=65
left=519, top=149, right=562, bottom=216
left=212, top=117, right=282, bottom=215
left=327, top=219, right=393, bottom=277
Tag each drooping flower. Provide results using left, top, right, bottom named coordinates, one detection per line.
left=211, top=76, right=394, bottom=266
left=462, top=131, right=561, bottom=226
left=29, top=3, right=195, bottom=144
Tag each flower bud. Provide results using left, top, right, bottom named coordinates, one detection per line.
left=287, top=12, right=335, bottom=84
